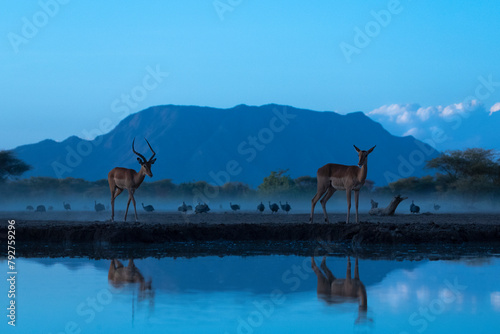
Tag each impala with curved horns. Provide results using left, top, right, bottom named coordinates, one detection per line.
left=108, top=138, right=156, bottom=222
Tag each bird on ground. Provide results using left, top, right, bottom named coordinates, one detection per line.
left=63, top=202, right=71, bottom=211
left=36, top=205, right=46, bottom=212
left=95, top=201, right=105, bottom=212
left=434, top=204, right=441, bottom=211
left=178, top=202, right=193, bottom=213
left=269, top=201, right=279, bottom=213
left=230, top=202, right=240, bottom=212
left=284, top=201, right=291, bottom=213
left=410, top=200, right=420, bottom=214
left=195, top=202, right=210, bottom=214
left=257, top=202, right=265, bottom=213
left=280, top=201, right=291, bottom=213
left=142, top=203, right=155, bottom=212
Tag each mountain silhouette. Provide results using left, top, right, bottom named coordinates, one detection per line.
left=14, top=104, right=439, bottom=187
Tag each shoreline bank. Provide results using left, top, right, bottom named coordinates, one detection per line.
left=1, top=212, right=499, bottom=258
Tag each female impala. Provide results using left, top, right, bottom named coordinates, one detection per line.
left=108, top=138, right=156, bottom=222
left=310, top=145, right=375, bottom=224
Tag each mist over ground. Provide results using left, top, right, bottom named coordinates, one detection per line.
left=2, top=191, right=498, bottom=221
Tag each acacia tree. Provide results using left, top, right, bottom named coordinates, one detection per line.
left=0, top=150, right=31, bottom=182
left=258, top=169, right=296, bottom=194
left=294, top=175, right=317, bottom=193
left=427, top=148, right=498, bottom=179
left=425, top=148, right=500, bottom=196
left=387, top=175, right=437, bottom=193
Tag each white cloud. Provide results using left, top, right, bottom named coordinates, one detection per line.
left=368, top=103, right=419, bottom=123
left=440, top=100, right=481, bottom=118
left=441, top=104, right=459, bottom=117
left=491, top=292, right=500, bottom=311
left=415, top=106, right=437, bottom=121
left=396, top=111, right=412, bottom=124
left=368, top=104, right=401, bottom=120
left=402, top=127, right=419, bottom=137
left=366, top=100, right=487, bottom=150
left=490, top=102, right=500, bottom=115
left=368, top=101, right=483, bottom=124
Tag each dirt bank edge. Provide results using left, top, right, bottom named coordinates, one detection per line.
left=3, top=220, right=500, bottom=245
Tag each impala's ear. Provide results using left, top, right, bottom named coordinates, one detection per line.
left=367, top=145, right=376, bottom=154
left=150, top=158, right=156, bottom=164
left=137, top=157, right=143, bottom=164
left=353, top=145, right=361, bottom=152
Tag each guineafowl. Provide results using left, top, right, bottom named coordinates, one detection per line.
left=410, top=200, right=420, bottom=214
left=142, top=203, right=154, bottom=212
left=257, top=202, right=265, bottom=213
left=95, top=201, right=105, bottom=212
left=269, top=202, right=279, bottom=213
left=280, top=201, right=291, bottom=213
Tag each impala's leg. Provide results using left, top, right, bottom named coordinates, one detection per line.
left=354, top=190, right=360, bottom=223
left=113, top=259, right=124, bottom=269
left=320, top=186, right=336, bottom=224
left=110, top=187, right=115, bottom=222
left=108, top=260, right=116, bottom=280
left=311, top=257, right=324, bottom=277
left=311, top=257, right=330, bottom=295
left=113, top=187, right=123, bottom=199
left=320, top=256, right=336, bottom=283
left=124, top=191, right=132, bottom=221
left=108, top=259, right=123, bottom=274
left=354, top=257, right=359, bottom=280
left=110, top=187, right=123, bottom=222
left=108, top=179, right=114, bottom=222
left=346, top=189, right=352, bottom=224
left=109, top=260, right=116, bottom=272
left=109, top=186, right=116, bottom=222
left=310, top=182, right=328, bottom=223
left=346, top=256, right=352, bottom=282
left=130, top=189, right=138, bottom=222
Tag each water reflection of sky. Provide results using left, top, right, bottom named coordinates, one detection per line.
left=0, top=256, right=499, bottom=333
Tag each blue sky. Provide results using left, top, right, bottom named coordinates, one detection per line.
left=2, top=0, right=500, bottom=150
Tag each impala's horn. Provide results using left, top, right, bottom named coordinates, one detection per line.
left=132, top=138, right=147, bottom=163
left=144, top=137, right=156, bottom=161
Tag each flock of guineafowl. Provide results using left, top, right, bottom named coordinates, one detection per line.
left=175, top=200, right=292, bottom=214
left=27, top=199, right=438, bottom=214
left=25, top=200, right=293, bottom=214
left=26, top=201, right=108, bottom=213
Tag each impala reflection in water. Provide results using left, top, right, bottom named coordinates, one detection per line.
left=312, top=256, right=369, bottom=323
left=108, top=259, right=155, bottom=308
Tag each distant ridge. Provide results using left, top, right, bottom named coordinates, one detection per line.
left=14, top=104, right=439, bottom=187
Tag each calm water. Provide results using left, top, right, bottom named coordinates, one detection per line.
left=1, top=255, right=500, bottom=333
